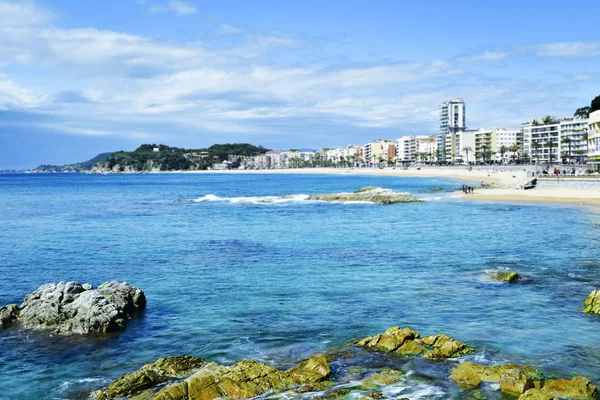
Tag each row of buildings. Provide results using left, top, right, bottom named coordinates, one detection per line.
left=217, top=100, right=600, bottom=170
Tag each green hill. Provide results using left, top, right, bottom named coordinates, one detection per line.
left=34, top=152, right=113, bottom=173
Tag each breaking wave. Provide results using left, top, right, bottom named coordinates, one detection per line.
left=190, top=194, right=311, bottom=205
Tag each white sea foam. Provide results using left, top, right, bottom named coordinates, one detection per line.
left=191, top=194, right=311, bottom=205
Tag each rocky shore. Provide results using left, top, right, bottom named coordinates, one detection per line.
left=89, top=325, right=598, bottom=400
left=308, top=186, right=421, bottom=204
left=0, top=281, right=145, bottom=335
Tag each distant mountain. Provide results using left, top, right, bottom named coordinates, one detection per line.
left=34, top=152, right=113, bottom=173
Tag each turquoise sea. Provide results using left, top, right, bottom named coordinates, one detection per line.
left=1, top=173, right=600, bottom=399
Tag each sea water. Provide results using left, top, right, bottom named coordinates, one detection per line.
left=1, top=173, right=600, bottom=399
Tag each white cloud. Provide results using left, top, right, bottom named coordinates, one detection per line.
left=218, top=24, right=243, bottom=35
left=0, top=75, right=47, bottom=109
left=457, top=51, right=508, bottom=63
left=149, top=0, right=196, bottom=15
left=534, top=42, right=600, bottom=57
left=0, top=0, right=52, bottom=27
left=572, top=74, right=591, bottom=81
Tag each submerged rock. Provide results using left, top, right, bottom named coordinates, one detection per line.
left=308, top=187, right=421, bottom=205
left=93, top=356, right=206, bottom=400
left=583, top=289, right=600, bottom=315
left=97, top=355, right=330, bottom=400
left=494, top=271, right=520, bottom=283
left=0, top=304, right=19, bottom=328
left=0, top=281, right=146, bottom=335
left=356, top=326, right=473, bottom=359
left=451, top=362, right=596, bottom=399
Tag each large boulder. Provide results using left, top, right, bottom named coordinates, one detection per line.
left=0, top=304, right=19, bottom=328
left=93, top=356, right=206, bottom=400
left=583, top=289, right=600, bottom=315
left=356, top=326, right=473, bottom=359
left=518, top=388, right=556, bottom=400
left=2, top=281, right=146, bottom=335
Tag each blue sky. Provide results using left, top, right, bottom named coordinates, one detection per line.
left=0, top=0, right=599, bottom=168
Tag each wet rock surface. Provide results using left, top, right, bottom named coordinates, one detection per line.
left=0, top=281, right=145, bottom=335
left=356, top=326, right=473, bottom=358
left=308, top=187, right=422, bottom=204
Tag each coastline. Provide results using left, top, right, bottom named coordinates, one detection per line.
left=459, top=187, right=600, bottom=207
left=94, top=167, right=600, bottom=207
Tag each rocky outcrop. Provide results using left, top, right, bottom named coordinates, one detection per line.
left=495, top=271, right=520, bottom=282
left=583, top=289, right=600, bottom=315
left=95, top=355, right=330, bottom=400
left=92, top=356, right=206, bottom=400
left=451, top=362, right=596, bottom=399
left=309, top=187, right=421, bottom=205
left=0, top=281, right=145, bottom=335
left=355, top=326, right=473, bottom=358
left=0, top=304, right=19, bottom=328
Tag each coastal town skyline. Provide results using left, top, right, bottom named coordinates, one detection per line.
left=1, top=0, right=599, bottom=169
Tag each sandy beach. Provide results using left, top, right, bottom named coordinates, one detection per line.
left=182, top=167, right=600, bottom=207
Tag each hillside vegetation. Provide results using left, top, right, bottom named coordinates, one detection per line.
left=94, top=143, right=269, bottom=172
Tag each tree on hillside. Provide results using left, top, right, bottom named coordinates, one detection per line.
left=591, top=95, right=600, bottom=114
left=574, top=106, right=591, bottom=119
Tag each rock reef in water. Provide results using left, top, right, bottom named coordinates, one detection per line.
left=583, top=289, right=600, bottom=315
left=308, top=187, right=422, bottom=205
left=495, top=271, right=520, bottom=282
left=0, top=281, right=145, bottom=335
left=92, top=356, right=207, bottom=400
left=450, top=362, right=597, bottom=399
left=355, top=326, right=473, bottom=358
left=93, top=355, right=330, bottom=400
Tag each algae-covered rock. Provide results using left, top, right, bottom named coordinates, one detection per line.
left=421, top=334, right=473, bottom=358
left=518, top=388, right=556, bottom=400
left=541, top=376, right=597, bottom=399
left=15, top=281, right=146, bottom=335
left=309, top=188, right=421, bottom=205
left=152, top=355, right=330, bottom=400
left=583, top=289, right=600, bottom=315
left=450, top=362, right=543, bottom=390
left=500, top=367, right=535, bottom=395
left=0, top=304, right=19, bottom=328
left=450, top=362, right=596, bottom=399
left=356, top=326, right=472, bottom=359
left=495, top=271, right=520, bottom=283
left=92, top=356, right=206, bottom=400
left=360, top=370, right=403, bottom=388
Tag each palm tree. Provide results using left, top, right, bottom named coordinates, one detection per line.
left=532, top=142, right=541, bottom=164
left=499, top=145, right=507, bottom=164
left=462, top=146, right=472, bottom=165
left=419, top=152, right=428, bottom=164
left=481, top=144, right=490, bottom=164
left=545, top=140, right=555, bottom=164
left=561, top=137, right=572, bottom=163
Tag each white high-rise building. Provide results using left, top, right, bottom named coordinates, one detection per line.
left=396, top=135, right=436, bottom=164
left=522, top=117, right=588, bottom=164
left=589, top=110, right=600, bottom=165
left=439, top=98, right=466, bottom=153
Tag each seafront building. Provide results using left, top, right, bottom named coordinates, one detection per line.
left=396, top=135, right=437, bottom=164
left=363, top=140, right=395, bottom=166
left=444, top=130, right=476, bottom=164
left=588, top=110, right=600, bottom=165
left=522, top=117, right=588, bottom=164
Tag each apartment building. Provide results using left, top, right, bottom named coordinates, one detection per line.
left=364, top=140, right=394, bottom=166
left=588, top=110, right=600, bottom=165
left=444, top=130, right=475, bottom=164
left=522, top=117, right=588, bottom=164
left=439, top=98, right=466, bottom=152
left=396, top=135, right=436, bottom=164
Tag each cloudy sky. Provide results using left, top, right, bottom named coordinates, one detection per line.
left=0, top=0, right=599, bottom=168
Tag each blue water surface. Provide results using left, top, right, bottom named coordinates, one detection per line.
left=1, top=173, right=600, bottom=400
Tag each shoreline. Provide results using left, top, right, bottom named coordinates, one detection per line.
left=92, top=167, right=600, bottom=207
left=458, top=187, right=600, bottom=207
